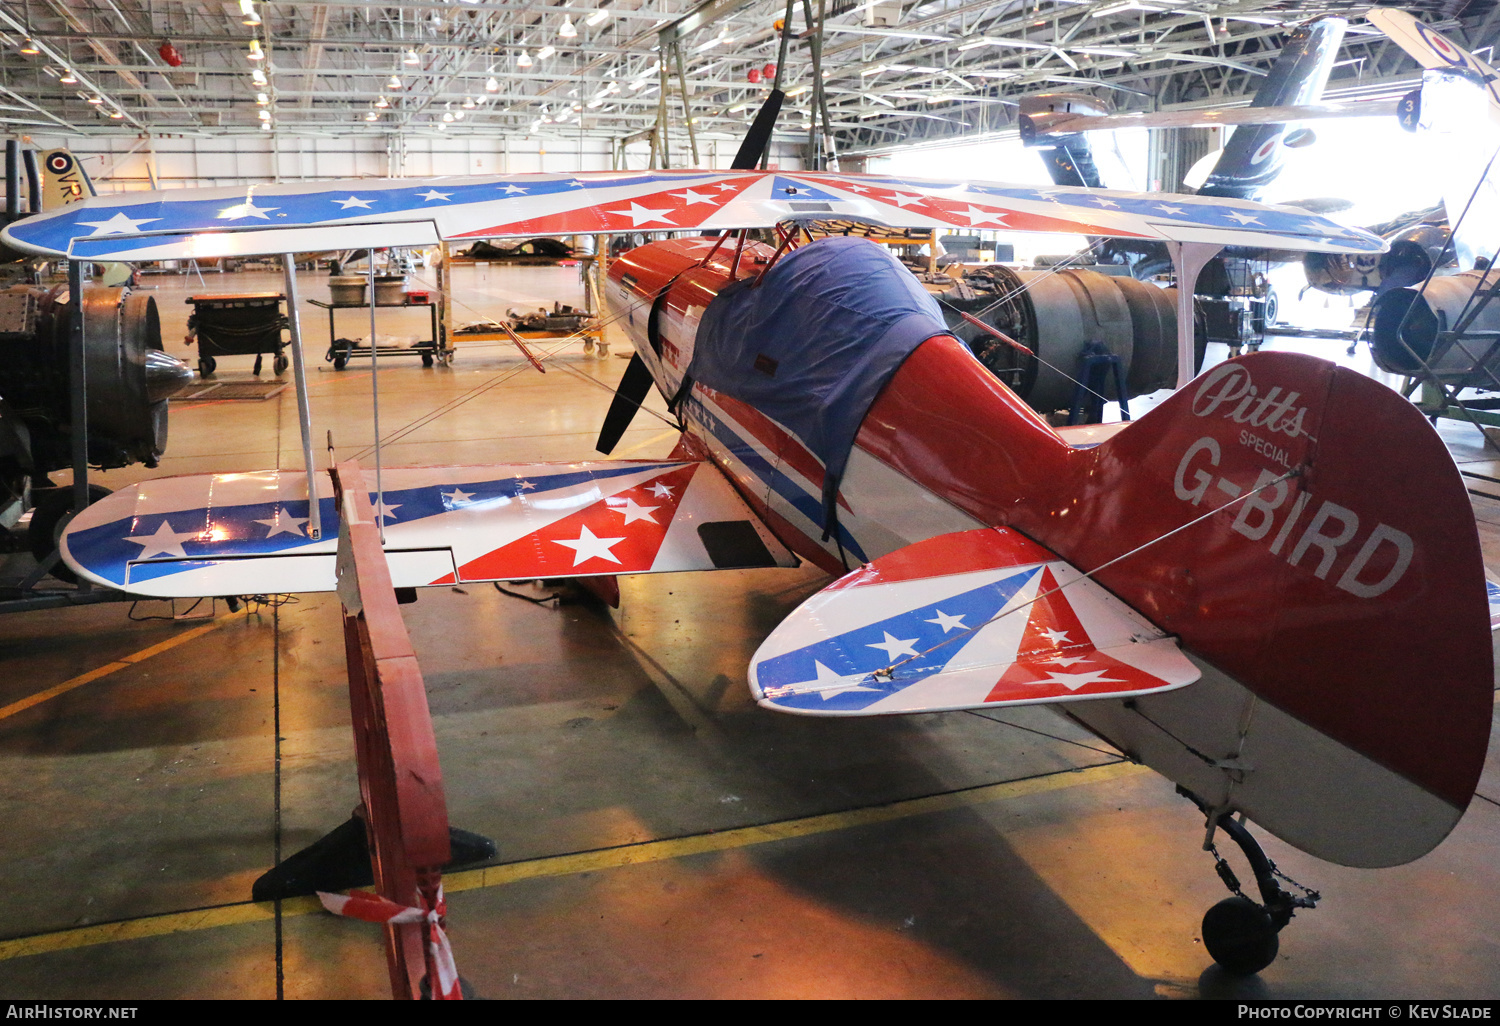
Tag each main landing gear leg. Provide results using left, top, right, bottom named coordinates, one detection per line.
left=1179, top=787, right=1320, bottom=975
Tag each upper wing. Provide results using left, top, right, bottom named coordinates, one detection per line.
left=60, top=460, right=797, bottom=598
left=1, top=168, right=1382, bottom=261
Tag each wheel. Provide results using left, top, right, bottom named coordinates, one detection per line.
left=421, top=353, right=434, bottom=367
left=273, top=354, right=289, bottom=375
left=28, top=484, right=112, bottom=584
left=1202, top=896, right=1279, bottom=975
left=1263, top=287, right=1280, bottom=328
left=333, top=355, right=348, bottom=371
left=198, top=355, right=216, bottom=378
left=253, top=354, right=264, bottom=376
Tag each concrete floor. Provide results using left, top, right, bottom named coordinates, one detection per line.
left=0, top=263, right=1496, bottom=999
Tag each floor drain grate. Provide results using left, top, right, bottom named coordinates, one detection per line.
left=172, top=382, right=288, bottom=401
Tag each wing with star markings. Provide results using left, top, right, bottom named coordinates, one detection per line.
left=58, top=460, right=797, bottom=598
left=1, top=168, right=1382, bottom=262
left=750, top=527, right=1198, bottom=716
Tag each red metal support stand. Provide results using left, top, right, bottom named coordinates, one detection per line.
left=331, top=460, right=458, bottom=999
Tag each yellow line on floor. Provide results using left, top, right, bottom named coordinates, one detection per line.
left=0, top=760, right=1144, bottom=963
left=0, top=618, right=227, bottom=723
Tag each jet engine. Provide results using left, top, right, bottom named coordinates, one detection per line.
left=0, top=284, right=193, bottom=479
left=1370, top=268, right=1500, bottom=378
left=938, top=265, right=1181, bottom=415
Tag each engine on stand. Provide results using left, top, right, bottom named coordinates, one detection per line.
left=937, top=263, right=1185, bottom=422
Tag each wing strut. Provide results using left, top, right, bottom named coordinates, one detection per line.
left=1167, top=241, right=1223, bottom=387
left=281, top=254, right=322, bottom=540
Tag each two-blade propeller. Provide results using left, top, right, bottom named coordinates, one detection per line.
left=594, top=90, right=785, bottom=455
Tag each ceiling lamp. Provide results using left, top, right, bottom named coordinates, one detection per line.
left=536, top=45, right=555, bottom=60
left=107, top=108, right=123, bottom=119
left=86, top=94, right=104, bottom=104
left=19, top=38, right=38, bottom=56
left=388, top=75, right=402, bottom=89
left=261, top=121, right=271, bottom=131
left=442, top=111, right=454, bottom=122
left=256, top=92, right=269, bottom=105
left=239, top=0, right=260, bottom=26
left=258, top=109, right=271, bottom=121
left=251, top=67, right=267, bottom=85
left=461, top=96, right=476, bottom=109
left=375, top=95, right=389, bottom=108
left=486, top=76, right=500, bottom=91
left=404, top=48, right=419, bottom=66
left=517, top=51, right=532, bottom=68
left=59, top=68, right=77, bottom=83
left=247, top=39, right=264, bottom=60
left=366, top=111, right=378, bottom=121
left=454, top=109, right=465, bottom=120
left=559, top=16, right=577, bottom=38
left=586, top=9, right=610, bottom=27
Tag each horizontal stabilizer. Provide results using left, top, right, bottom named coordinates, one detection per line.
left=61, top=461, right=796, bottom=598
left=750, top=528, right=1198, bottom=716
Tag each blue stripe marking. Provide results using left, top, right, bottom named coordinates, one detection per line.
left=758, top=566, right=1039, bottom=712
left=686, top=397, right=867, bottom=563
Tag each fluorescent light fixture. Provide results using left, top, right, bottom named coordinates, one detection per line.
left=785, top=85, right=810, bottom=96
left=559, top=15, right=577, bottom=38
left=247, top=39, right=264, bottom=60
left=404, top=49, right=419, bottom=65
left=1091, top=1, right=1161, bottom=17
left=628, top=78, right=646, bottom=90
left=586, top=9, right=610, bottom=27
left=42, top=65, right=57, bottom=78
left=454, top=110, right=465, bottom=120
left=956, top=38, right=990, bottom=51
left=251, top=67, right=267, bottom=85
left=536, top=45, right=555, bottom=59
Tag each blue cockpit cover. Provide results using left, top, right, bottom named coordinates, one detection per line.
left=687, top=236, right=953, bottom=533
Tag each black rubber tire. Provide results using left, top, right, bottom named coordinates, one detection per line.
left=333, top=355, right=348, bottom=370
left=28, top=484, right=112, bottom=584
left=1263, top=288, right=1280, bottom=328
left=273, top=354, right=289, bottom=375
left=199, top=355, right=216, bottom=378
left=1202, top=896, right=1280, bottom=975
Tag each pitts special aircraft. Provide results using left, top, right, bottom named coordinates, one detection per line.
left=1, top=114, right=1491, bottom=977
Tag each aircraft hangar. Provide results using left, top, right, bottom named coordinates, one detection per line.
left=0, top=0, right=1497, bottom=1003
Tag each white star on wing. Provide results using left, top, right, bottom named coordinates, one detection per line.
left=887, top=192, right=925, bottom=207
left=499, top=184, right=529, bottom=194
left=1034, top=668, right=1125, bottom=691
left=76, top=211, right=160, bottom=236
left=1225, top=210, right=1262, bottom=225
left=1040, top=627, right=1072, bottom=644
left=442, top=488, right=475, bottom=504
left=671, top=188, right=716, bottom=205
left=1090, top=197, right=1121, bottom=208
left=419, top=189, right=452, bottom=202
left=253, top=512, right=309, bottom=538
left=715, top=182, right=739, bottom=191
left=867, top=631, right=920, bottom=660
left=371, top=499, right=402, bottom=522
left=1154, top=203, right=1186, bottom=215
left=125, top=520, right=200, bottom=559
left=647, top=482, right=674, bottom=499
left=925, top=609, right=967, bottom=633
left=517, top=479, right=537, bottom=491
left=959, top=205, right=1007, bottom=226
left=553, top=524, right=626, bottom=566
left=765, top=660, right=880, bottom=700
left=1045, top=655, right=1091, bottom=667
left=608, top=497, right=659, bottom=524
left=334, top=195, right=374, bottom=209
left=607, top=202, right=677, bottom=226
left=217, top=201, right=278, bottom=220
left=844, top=184, right=872, bottom=193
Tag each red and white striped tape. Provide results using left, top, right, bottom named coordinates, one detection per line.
left=318, top=885, right=461, bottom=999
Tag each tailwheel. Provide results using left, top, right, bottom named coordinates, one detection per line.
left=1179, top=788, right=1320, bottom=976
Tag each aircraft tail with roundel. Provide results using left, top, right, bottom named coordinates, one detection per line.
left=751, top=342, right=1492, bottom=870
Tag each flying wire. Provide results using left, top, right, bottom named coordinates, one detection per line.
left=867, top=466, right=1301, bottom=681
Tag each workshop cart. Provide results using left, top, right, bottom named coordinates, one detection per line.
left=185, top=292, right=290, bottom=377
left=310, top=296, right=451, bottom=368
